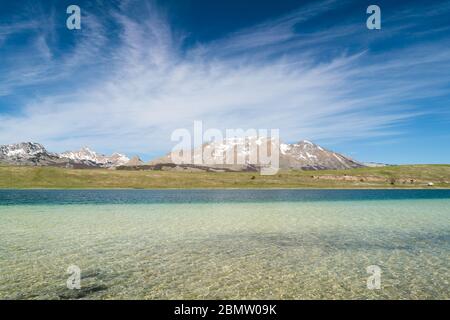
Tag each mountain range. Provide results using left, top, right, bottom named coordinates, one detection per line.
left=0, top=143, right=139, bottom=168
left=0, top=140, right=365, bottom=171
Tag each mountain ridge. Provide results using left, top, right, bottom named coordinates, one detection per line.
left=59, top=147, right=130, bottom=168
left=148, top=138, right=364, bottom=171
left=0, top=140, right=365, bottom=170
left=0, top=142, right=130, bottom=168
left=0, top=140, right=365, bottom=171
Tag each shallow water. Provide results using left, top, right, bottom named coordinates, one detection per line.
left=0, top=190, right=449, bottom=299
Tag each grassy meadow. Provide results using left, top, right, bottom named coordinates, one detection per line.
left=0, top=164, right=450, bottom=189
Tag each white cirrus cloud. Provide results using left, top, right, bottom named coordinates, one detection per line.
left=0, top=0, right=449, bottom=159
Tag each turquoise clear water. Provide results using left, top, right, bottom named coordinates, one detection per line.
left=0, top=190, right=449, bottom=299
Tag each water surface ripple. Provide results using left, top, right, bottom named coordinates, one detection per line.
left=0, top=190, right=449, bottom=299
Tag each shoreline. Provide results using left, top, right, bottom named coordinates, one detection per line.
left=1, top=187, right=450, bottom=190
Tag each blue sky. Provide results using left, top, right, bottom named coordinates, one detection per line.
left=0, top=0, right=449, bottom=164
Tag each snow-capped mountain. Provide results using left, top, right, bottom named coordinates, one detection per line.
left=279, top=140, right=362, bottom=170
left=149, top=138, right=363, bottom=171
left=59, top=147, right=130, bottom=167
left=0, top=142, right=47, bottom=158
left=148, top=136, right=275, bottom=171
left=0, top=142, right=130, bottom=167
left=1, top=140, right=363, bottom=170
left=0, top=142, right=64, bottom=166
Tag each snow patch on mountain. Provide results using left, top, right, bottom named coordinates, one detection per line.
left=150, top=138, right=364, bottom=170
left=0, top=142, right=130, bottom=167
left=60, top=147, right=130, bottom=167
left=0, top=142, right=62, bottom=166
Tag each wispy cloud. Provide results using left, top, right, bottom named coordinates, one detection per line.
left=0, top=0, right=449, bottom=158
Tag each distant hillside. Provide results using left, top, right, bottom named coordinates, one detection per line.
left=1, top=164, right=449, bottom=189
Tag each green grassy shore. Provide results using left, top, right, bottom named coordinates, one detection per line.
left=1, top=164, right=450, bottom=189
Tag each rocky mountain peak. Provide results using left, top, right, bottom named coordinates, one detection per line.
left=0, top=142, right=62, bottom=166
left=0, top=142, right=47, bottom=157
left=0, top=142, right=130, bottom=168
left=60, top=147, right=130, bottom=167
left=124, top=156, right=144, bottom=166
left=280, top=140, right=362, bottom=170
left=149, top=138, right=363, bottom=171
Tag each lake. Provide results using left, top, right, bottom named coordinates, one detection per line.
left=0, top=189, right=449, bottom=299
